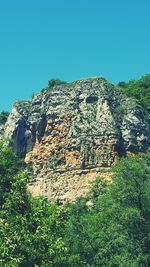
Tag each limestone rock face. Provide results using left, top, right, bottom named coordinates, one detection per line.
left=1, top=78, right=150, bottom=202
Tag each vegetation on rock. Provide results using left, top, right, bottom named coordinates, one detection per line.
left=117, top=74, right=150, bottom=118
left=41, top=78, right=67, bottom=93
left=0, top=111, right=9, bottom=125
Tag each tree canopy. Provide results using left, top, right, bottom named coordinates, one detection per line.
left=0, top=145, right=150, bottom=266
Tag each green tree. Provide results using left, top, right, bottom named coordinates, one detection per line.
left=0, top=142, right=68, bottom=267
left=0, top=140, right=24, bottom=206
left=1, top=139, right=150, bottom=266
left=64, top=155, right=150, bottom=266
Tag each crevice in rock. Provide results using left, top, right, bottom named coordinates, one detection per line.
left=86, top=95, right=98, bottom=104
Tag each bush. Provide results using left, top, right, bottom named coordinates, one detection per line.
left=48, top=78, right=67, bottom=88
left=41, top=79, right=67, bottom=93
left=0, top=111, right=9, bottom=124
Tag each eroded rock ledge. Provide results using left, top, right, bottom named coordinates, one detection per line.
left=1, top=77, right=150, bottom=202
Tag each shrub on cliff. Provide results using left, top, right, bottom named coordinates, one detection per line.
left=0, top=111, right=9, bottom=125
left=41, top=78, right=67, bottom=93
left=48, top=78, right=67, bottom=88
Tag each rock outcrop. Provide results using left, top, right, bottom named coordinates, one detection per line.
left=1, top=78, right=150, bottom=202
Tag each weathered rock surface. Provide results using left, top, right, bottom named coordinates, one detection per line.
left=1, top=78, right=150, bottom=202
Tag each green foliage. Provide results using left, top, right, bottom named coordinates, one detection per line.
left=41, top=78, right=67, bottom=93
left=0, top=142, right=68, bottom=267
left=117, top=74, right=150, bottom=117
left=64, top=155, right=150, bottom=266
left=0, top=141, right=150, bottom=266
left=0, top=140, right=24, bottom=206
left=0, top=111, right=9, bottom=124
left=111, top=155, right=150, bottom=212
left=88, top=176, right=109, bottom=203
left=117, top=81, right=128, bottom=88
left=48, top=78, right=67, bottom=88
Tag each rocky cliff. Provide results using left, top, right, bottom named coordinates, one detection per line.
left=1, top=78, right=150, bottom=202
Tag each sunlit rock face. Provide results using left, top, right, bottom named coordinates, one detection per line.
left=2, top=78, right=150, bottom=202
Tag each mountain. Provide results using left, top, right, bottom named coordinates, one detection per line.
left=1, top=77, right=150, bottom=203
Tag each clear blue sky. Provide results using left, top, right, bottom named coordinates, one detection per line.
left=0, top=0, right=150, bottom=112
